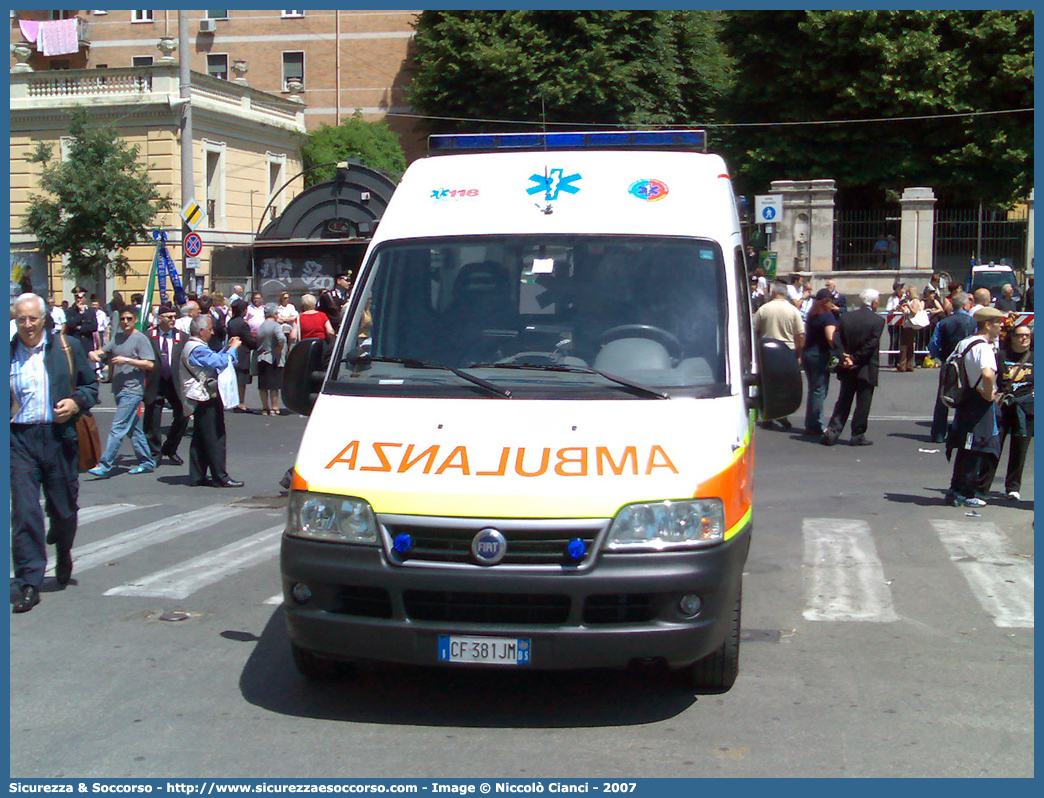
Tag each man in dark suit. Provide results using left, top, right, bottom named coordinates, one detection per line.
left=822, top=287, right=887, bottom=447
left=143, top=304, right=189, bottom=466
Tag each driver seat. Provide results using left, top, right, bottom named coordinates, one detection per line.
left=593, top=338, right=671, bottom=373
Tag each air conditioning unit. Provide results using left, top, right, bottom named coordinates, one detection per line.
left=199, top=18, right=217, bottom=34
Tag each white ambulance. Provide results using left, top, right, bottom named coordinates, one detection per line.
left=280, top=131, right=800, bottom=691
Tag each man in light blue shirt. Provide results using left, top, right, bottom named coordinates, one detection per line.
left=181, top=314, right=243, bottom=487
left=10, top=293, right=99, bottom=613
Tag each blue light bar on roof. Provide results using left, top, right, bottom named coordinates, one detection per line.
left=428, top=130, right=707, bottom=154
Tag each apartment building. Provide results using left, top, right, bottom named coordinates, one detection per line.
left=10, top=9, right=420, bottom=302
left=11, top=63, right=306, bottom=302
left=10, top=9, right=421, bottom=144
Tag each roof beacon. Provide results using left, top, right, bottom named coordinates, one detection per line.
left=428, top=129, right=707, bottom=154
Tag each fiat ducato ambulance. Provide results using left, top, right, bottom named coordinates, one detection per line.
left=280, top=130, right=800, bottom=691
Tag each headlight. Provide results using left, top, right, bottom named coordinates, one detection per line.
left=606, top=499, right=725, bottom=551
left=286, top=491, right=379, bottom=545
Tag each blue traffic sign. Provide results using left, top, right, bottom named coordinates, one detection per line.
left=183, top=232, right=203, bottom=257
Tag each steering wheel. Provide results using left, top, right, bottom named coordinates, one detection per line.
left=597, top=325, right=682, bottom=360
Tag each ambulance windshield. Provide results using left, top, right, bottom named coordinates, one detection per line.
left=331, top=235, right=729, bottom=397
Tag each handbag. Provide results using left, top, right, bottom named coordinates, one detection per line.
left=905, top=309, right=931, bottom=329
left=58, top=333, right=102, bottom=471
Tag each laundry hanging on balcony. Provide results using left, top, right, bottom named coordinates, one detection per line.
left=18, top=19, right=40, bottom=44
left=38, top=18, right=79, bottom=56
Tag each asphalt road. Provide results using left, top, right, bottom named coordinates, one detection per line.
left=8, top=368, right=1034, bottom=778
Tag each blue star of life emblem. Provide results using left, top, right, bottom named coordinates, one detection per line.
left=527, top=169, right=582, bottom=201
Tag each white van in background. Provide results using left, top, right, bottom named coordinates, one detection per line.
left=279, top=130, right=801, bottom=692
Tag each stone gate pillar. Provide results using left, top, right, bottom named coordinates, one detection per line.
left=769, top=179, right=836, bottom=274
left=899, top=187, right=936, bottom=272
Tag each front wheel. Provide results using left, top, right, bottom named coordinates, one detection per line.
left=291, top=642, right=355, bottom=682
left=678, top=590, right=741, bottom=693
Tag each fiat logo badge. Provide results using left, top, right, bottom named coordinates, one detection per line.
left=471, top=528, right=507, bottom=566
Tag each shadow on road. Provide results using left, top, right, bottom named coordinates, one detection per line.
left=236, top=610, right=699, bottom=727
left=884, top=490, right=949, bottom=507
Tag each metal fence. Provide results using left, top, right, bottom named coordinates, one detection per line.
left=934, top=205, right=1029, bottom=283
left=834, top=208, right=901, bottom=271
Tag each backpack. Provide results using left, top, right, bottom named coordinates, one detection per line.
left=939, top=338, right=988, bottom=408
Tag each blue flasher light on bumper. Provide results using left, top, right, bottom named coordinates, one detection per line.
left=567, top=538, right=587, bottom=561
left=393, top=533, right=413, bottom=554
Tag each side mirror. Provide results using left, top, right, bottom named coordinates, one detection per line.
left=757, top=338, right=802, bottom=420
left=282, top=338, right=326, bottom=416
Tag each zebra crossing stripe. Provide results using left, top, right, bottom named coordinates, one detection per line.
left=77, top=503, right=153, bottom=524
left=802, top=518, right=898, bottom=622
left=50, top=505, right=243, bottom=578
left=19, top=505, right=146, bottom=577
left=264, top=594, right=283, bottom=605
left=931, top=520, right=1034, bottom=628
left=104, top=525, right=283, bottom=600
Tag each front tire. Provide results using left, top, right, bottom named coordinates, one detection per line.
left=680, top=590, right=741, bottom=692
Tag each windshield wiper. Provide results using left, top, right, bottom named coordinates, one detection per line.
left=346, top=355, right=512, bottom=398
left=470, top=362, right=669, bottom=399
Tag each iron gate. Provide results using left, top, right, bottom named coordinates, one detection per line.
left=934, top=205, right=1029, bottom=283
left=834, top=208, right=900, bottom=271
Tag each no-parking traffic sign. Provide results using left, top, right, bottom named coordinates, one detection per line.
left=183, top=232, right=203, bottom=257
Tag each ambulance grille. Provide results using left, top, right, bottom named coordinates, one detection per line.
left=381, top=520, right=605, bottom=568
left=403, top=590, right=570, bottom=624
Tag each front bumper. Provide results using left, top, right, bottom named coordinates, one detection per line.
left=281, top=523, right=750, bottom=671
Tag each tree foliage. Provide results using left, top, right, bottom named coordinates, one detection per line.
left=407, top=10, right=732, bottom=132
left=301, top=111, right=407, bottom=186
left=718, top=10, right=1033, bottom=207
left=23, top=107, right=170, bottom=281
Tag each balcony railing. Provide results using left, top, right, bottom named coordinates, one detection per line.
left=10, top=65, right=307, bottom=134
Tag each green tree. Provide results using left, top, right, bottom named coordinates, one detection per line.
left=23, top=107, right=170, bottom=282
left=718, top=10, right=1033, bottom=207
left=407, top=10, right=732, bottom=132
left=301, top=111, right=407, bottom=186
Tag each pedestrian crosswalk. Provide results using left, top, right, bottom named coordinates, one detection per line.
left=801, top=517, right=1033, bottom=629
left=21, top=503, right=1035, bottom=630
left=802, top=519, right=899, bottom=623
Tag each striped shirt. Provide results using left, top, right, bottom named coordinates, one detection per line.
left=10, top=339, right=52, bottom=424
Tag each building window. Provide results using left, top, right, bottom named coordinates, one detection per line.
left=94, top=63, right=108, bottom=69
left=205, top=10, right=228, bottom=20
left=49, top=60, right=72, bottom=70
left=281, top=10, right=305, bottom=18
left=203, top=142, right=226, bottom=227
left=282, top=51, right=304, bottom=91
left=50, top=10, right=77, bottom=19
left=268, top=155, right=287, bottom=220
left=131, top=10, right=153, bottom=23
left=132, top=55, right=154, bottom=67
left=207, top=54, right=228, bottom=81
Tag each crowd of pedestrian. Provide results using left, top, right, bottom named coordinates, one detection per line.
left=753, top=270, right=1033, bottom=510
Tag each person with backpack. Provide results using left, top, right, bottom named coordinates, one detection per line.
left=927, top=290, right=978, bottom=442
left=944, top=306, right=1006, bottom=507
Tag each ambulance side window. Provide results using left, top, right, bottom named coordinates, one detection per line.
left=734, top=246, right=753, bottom=378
